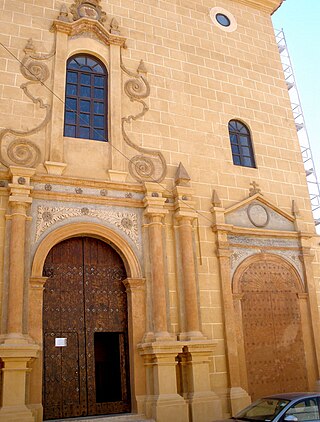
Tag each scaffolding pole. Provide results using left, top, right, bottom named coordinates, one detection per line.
left=275, top=28, right=320, bottom=228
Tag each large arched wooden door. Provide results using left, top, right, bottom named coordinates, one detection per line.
left=235, top=256, right=308, bottom=401
left=42, top=237, right=131, bottom=420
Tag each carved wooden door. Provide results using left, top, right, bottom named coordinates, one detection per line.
left=239, top=260, right=308, bottom=400
left=43, top=237, right=131, bottom=420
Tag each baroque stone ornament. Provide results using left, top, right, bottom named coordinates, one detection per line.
left=0, top=39, right=54, bottom=168
left=36, top=205, right=139, bottom=247
left=70, top=0, right=107, bottom=24
left=247, top=203, right=269, bottom=227
left=121, top=54, right=167, bottom=183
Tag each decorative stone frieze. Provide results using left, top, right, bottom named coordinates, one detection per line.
left=36, top=205, right=140, bottom=247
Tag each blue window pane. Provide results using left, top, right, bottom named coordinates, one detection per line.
left=80, top=74, right=91, bottom=85
left=93, top=64, right=103, bottom=73
left=243, top=157, right=254, bottom=167
left=93, top=129, right=106, bottom=141
left=80, top=86, right=91, bottom=97
left=66, top=84, right=77, bottom=96
left=76, top=57, right=85, bottom=66
left=65, top=111, right=76, bottom=124
left=233, top=155, right=241, bottom=165
left=94, top=76, right=104, bottom=87
left=241, top=146, right=250, bottom=156
left=80, top=100, right=90, bottom=112
left=79, top=127, right=90, bottom=138
left=94, top=88, right=104, bottom=99
left=66, top=98, right=77, bottom=111
left=68, top=60, right=80, bottom=69
left=230, top=134, right=237, bottom=144
left=82, top=65, right=91, bottom=72
left=94, top=102, right=104, bottom=114
left=240, top=136, right=249, bottom=146
left=87, top=58, right=96, bottom=68
left=64, top=125, right=76, bottom=137
left=67, top=72, right=77, bottom=83
left=94, top=115, right=104, bottom=128
left=232, top=145, right=240, bottom=154
left=79, top=113, right=90, bottom=126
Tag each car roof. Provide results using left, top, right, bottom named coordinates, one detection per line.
left=264, top=393, right=320, bottom=401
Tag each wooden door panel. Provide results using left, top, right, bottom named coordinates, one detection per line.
left=43, top=237, right=131, bottom=420
left=239, top=259, right=308, bottom=401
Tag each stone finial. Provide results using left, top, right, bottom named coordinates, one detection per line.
left=292, top=199, right=300, bottom=217
left=57, top=4, right=71, bottom=22
left=110, top=18, right=120, bottom=34
left=175, top=162, right=191, bottom=186
left=211, top=190, right=222, bottom=207
left=137, top=59, right=148, bottom=74
left=249, top=181, right=262, bottom=197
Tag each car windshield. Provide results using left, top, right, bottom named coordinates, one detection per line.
left=235, top=398, right=290, bottom=421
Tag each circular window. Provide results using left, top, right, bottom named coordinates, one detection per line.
left=216, top=13, right=230, bottom=27
left=209, top=7, right=237, bottom=33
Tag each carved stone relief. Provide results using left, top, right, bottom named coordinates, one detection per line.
left=0, top=39, right=54, bottom=168
left=35, top=205, right=140, bottom=248
left=225, top=200, right=294, bottom=231
left=121, top=56, right=167, bottom=183
left=229, top=236, right=303, bottom=281
left=70, top=0, right=107, bottom=23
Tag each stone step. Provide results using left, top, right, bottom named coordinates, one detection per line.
left=48, top=414, right=155, bottom=422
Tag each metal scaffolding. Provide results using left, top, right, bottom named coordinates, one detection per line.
left=275, top=28, right=320, bottom=228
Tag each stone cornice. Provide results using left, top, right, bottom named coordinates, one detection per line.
left=234, top=0, right=284, bottom=14
left=51, top=17, right=127, bottom=47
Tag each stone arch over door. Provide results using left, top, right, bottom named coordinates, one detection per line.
left=27, top=223, right=146, bottom=421
left=232, top=253, right=308, bottom=401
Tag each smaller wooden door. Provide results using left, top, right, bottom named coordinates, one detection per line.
left=238, top=259, right=308, bottom=400
left=43, top=237, right=131, bottom=420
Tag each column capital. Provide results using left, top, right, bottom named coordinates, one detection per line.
left=123, top=277, right=146, bottom=293
left=8, top=166, right=35, bottom=206
left=143, top=182, right=168, bottom=216
left=173, top=184, right=197, bottom=220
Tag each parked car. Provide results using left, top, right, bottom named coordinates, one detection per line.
left=218, top=393, right=320, bottom=422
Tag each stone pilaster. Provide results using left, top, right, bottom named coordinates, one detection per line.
left=143, top=182, right=171, bottom=341
left=211, top=201, right=251, bottom=415
left=173, top=183, right=203, bottom=340
left=0, top=167, right=39, bottom=422
left=122, top=278, right=147, bottom=413
left=299, top=244, right=320, bottom=389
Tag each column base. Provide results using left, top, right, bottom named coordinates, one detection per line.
left=229, top=387, right=251, bottom=415
left=178, top=331, right=206, bottom=341
left=0, top=405, right=35, bottom=422
left=150, top=394, right=189, bottom=422
left=188, top=391, right=222, bottom=422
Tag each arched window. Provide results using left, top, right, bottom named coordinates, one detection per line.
left=228, top=120, right=256, bottom=168
left=64, top=55, right=108, bottom=141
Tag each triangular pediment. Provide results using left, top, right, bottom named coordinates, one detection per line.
left=225, top=194, right=295, bottom=231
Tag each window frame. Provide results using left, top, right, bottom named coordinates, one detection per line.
left=228, top=119, right=256, bottom=168
left=64, top=54, right=108, bottom=142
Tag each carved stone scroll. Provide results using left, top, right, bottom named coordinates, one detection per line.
left=0, top=39, right=54, bottom=168
left=121, top=54, right=167, bottom=183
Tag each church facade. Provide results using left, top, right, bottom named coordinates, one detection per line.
left=0, top=0, right=320, bottom=421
